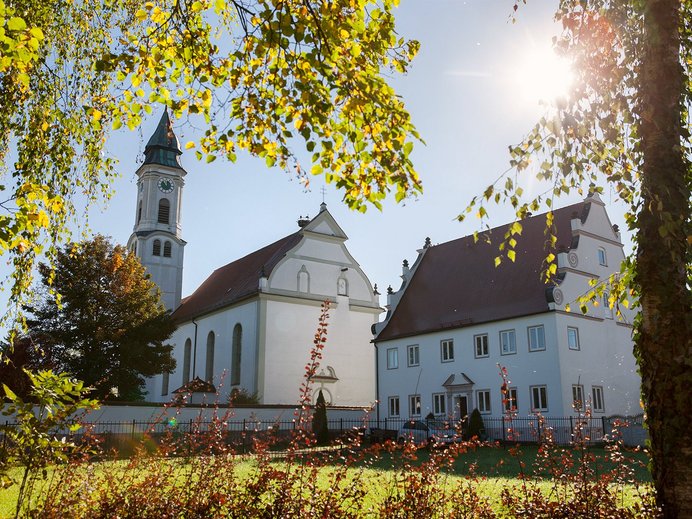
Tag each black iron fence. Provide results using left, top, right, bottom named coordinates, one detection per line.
left=1, top=413, right=647, bottom=458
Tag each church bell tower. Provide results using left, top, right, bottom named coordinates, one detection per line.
left=127, top=110, right=186, bottom=311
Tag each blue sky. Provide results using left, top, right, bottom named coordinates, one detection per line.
left=6, top=1, right=633, bottom=316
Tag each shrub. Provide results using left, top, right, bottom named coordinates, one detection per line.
left=467, top=408, right=486, bottom=440
left=229, top=388, right=260, bottom=405
left=312, top=389, right=329, bottom=446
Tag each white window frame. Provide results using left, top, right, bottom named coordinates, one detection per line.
left=526, top=324, right=545, bottom=351
left=409, top=394, right=421, bottom=417
left=500, top=329, right=517, bottom=355
left=388, top=396, right=400, bottom=417
left=504, top=387, right=518, bottom=412
left=474, top=334, right=489, bottom=358
left=386, top=348, right=398, bottom=369
left=572, top=384, right=584, bottom=411
left=407, top=344, right=420, bottom=367
left=433, top=393, right=446, bottom=416
left=530, top=385, right=548, bottom=412
left=476, top=389, right=491, bottom=414
left=527, top=325, right=546, bottom=352
left=441, top=339, right=454, bottom=362
left=567, top=327, right=580, bottom=350
left=592, top=386, right=605, bottom=413
left=597, top=247, right=607, bottom=266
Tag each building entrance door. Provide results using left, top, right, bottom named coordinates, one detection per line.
left=456, top=395, right=469, bottom=421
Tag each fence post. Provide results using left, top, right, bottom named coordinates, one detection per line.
left=502, top=417, right=506, bottom=444
left=340, top=418, right=343, bottom=432
left=569, top=416, right=574, bottom=441
left=384, top=418, right=387, bottom=430
left=131, top=419, right=136, bottom=440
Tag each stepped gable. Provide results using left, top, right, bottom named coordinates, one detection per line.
left=172, top=232, right=302, bottom=323
left=376, top=202, right=586, bottom=341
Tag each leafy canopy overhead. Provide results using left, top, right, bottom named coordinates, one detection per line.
left=0, top=0, right=420, bottom=316
left=24, top=235, right=176, bottom=401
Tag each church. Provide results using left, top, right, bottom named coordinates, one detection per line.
left=128, top=111, right=380, bottom=406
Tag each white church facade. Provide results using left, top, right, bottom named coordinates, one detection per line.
left=129, top=112, right=379, bottom=406
left=373, top=193, right=641, bottom=422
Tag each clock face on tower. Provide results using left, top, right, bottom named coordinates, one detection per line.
left=158, top=177, right=174, bottom=193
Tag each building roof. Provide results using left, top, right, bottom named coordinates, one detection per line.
left=171, top=232, right=302, bottom=323
left=375, top=202, right=587, bottom=342
left=173, top=376, right=216, bottom=394
left=143, top=110, right=184, bottom=169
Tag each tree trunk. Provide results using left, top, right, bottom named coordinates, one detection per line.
left=637, top=1, right=692, bottom=517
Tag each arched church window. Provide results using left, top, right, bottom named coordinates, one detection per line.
left=158, top=198, right=170, bottom=224
left=163, top=241, right=172, bottom=258
left=152, top=239, right=161, bottom=256
left=231, top=324, right=242, bottom=386
left=182, top=338, right=192, bottom=385
left=137, top=200, right=142, bottom=223
left=205, top=331, right=215, bottom=383
left=161, top=371, right=169, bottom=396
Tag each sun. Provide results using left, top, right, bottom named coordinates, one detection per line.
left=510, top=42, right=574, bottom=106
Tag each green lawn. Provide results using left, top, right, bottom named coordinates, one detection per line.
left=0, top=445, right=652, bottom=518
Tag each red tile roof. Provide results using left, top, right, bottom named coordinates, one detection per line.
left=172, top=232, right=302, bottom=323
left=375, top=202, right=587, bottom=342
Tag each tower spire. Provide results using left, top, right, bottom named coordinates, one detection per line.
left=143, top=109, right=183, bottom=169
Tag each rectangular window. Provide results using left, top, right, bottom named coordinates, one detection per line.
left=477, top=389, right=491, bottom=414
left=407, top=345, right=420, bottom=367
left=530, top=385, right=548, bottom=412
left=433, top=393, right=446, bottom=415
left=474, top=334, right=489, bottom=358
left=592, top=386, right=605, bottom=413
left=504, top=387, right=518, bottom=412
left=388, top=396, right=400, bottom=417
left=386, top=348, right=398, bottom=369
left=409, top=394, right=421, bottom=417
left=598, top=247, right=607, bottom=266
left=441, top=339, right=454, bottom=362
left=567, top=327, right=580, bottom=350
left=528, top=325, right=546, bottom=352
left=572, top=384, right=584, bottom=411
left=500, top=330, right=517, bottom=355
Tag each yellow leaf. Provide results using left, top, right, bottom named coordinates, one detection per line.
left=185, top=141, right=196, bottom=149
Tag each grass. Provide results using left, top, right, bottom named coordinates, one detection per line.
left=0, top=444, right=652, bottom=518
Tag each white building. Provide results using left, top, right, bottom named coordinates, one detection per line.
left=130, top=112, right=379, bottom=406
left=373, top=193, right=641, bottom=423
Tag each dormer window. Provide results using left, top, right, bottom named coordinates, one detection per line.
left=597, top=247, right=607, bottom=266
left=152, top=239, right=161, bottom=256
left=163, top=241, right=172, bottom=258
left=158, top=198, right=170, bottom=224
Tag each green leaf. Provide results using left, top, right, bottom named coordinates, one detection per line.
left=7, top=17, right=27, bottom=31
left=2, top=384, right=17, bottom=401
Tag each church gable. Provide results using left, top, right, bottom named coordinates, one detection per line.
left=301, top=203, right=348, bottom=239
